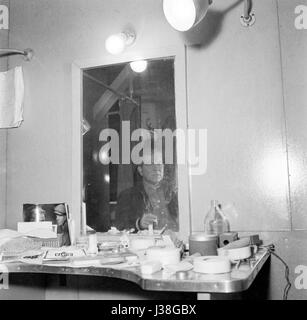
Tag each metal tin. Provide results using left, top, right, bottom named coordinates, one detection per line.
left=189, top=233, right=218, bottom=256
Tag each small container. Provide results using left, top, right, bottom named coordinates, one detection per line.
left=204, top=200, right=230, bottom=235
left=87, top=231, right=98, bottom=255
left=189, top=233, right=218, bottom=256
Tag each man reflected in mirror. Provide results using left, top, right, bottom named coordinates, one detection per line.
left=114, top=145, right=178, bottom=232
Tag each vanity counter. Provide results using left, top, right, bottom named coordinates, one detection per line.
left=1, top=249, right=270, bottom=298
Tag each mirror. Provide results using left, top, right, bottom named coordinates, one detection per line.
left=72, top=46, right=191, bottom=240
left=82, top=57, right=179, bottom=232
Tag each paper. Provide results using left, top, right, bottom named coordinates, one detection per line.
left=17, top=222, right=57, bottom=239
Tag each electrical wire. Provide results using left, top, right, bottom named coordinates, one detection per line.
left=261, top=244, right=291, bottom=300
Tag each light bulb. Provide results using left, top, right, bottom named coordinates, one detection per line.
left=130, top=60, right=148, bottom=73
left=105, top=33, right=127, bottom=55
left=163, top=0, right=196, bottom=31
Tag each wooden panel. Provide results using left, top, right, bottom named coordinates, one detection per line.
left=189, top=0, right=290, bottom=232
left=278, top=0, right=307, bottom=230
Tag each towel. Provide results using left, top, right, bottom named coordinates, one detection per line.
left=0, top=66, right=24, bottom=128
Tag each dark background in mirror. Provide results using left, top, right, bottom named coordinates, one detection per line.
left=82, top=58, right=179, bottom=232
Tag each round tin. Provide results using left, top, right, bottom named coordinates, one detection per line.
left=189, top=233, right=218, bottom=256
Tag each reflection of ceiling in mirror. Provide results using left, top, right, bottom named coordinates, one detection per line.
left=84, top=58, right=175, bottom=106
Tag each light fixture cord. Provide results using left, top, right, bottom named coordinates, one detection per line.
left=262, top=244, right=292, bottom=300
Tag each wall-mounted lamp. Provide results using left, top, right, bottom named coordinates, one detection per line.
left=130, top=60, right=148, bottom=73
left=163, top=0, right=212, bottom=31
left=105, top=31, right=136, bottom=55
left=163, top=0, right=255, bottom=31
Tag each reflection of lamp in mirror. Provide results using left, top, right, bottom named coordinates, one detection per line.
left=163, top=0, right=212, bottom=31
left=105, top=31, right=136, bottom=55
left=130, top=60, right=148, bottom=73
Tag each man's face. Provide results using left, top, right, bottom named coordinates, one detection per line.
left=138, top=150, right=164, bottom=185
left=140, top=163, right=164, bottom=185
left=56, top=214, right=66, bottom=226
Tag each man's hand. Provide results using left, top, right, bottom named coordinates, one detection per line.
left=139, top=214, right=158, bottom=230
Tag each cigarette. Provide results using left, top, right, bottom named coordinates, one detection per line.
left=160, top=224, right=168, bottom=235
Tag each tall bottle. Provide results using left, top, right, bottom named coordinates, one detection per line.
left=204, top=200, right=230, bottom=235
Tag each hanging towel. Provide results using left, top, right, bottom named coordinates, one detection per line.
left=0, top=66, right=24, bottom=128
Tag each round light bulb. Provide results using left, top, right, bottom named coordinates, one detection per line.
left=105, top=33, right=127, bottom=55
left=163, top=0, right=196, bottom=32
left=130, top=60, right=148, bottom=73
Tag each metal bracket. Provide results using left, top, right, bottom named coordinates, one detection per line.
left=240, top=13, right=256, bottom=27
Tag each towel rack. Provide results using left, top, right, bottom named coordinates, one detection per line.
left=0, top=48, right=34, bottom=61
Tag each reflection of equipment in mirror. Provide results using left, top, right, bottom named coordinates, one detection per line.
left=82, top=119, right=91, bottom=135
left=83, top=71, right=139, bottom=107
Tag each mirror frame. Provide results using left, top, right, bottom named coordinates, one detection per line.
left=71, top=45, right=191, bottom=241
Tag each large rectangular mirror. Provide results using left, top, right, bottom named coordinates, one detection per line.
left=72, top=46, right=190, bottom=240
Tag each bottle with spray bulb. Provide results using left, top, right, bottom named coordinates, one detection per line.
left=204, top=200, right=230, bottom=235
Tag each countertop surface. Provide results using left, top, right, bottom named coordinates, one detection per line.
left=1, top=249, right=270, bottom=293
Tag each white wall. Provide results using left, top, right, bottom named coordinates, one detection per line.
left=6, top=0, right=307, bottom=299
left=0, top=0, right=9, bottom=228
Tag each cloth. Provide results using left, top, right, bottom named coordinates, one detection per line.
left=0, top=229, right=41, bottom=257
left=114, top=181, right=179, bottom=231
left=0, top=66, right=24, bottom=128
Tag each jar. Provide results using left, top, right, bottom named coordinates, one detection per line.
left=204, top=200, right=230, bottom=235
left=189, top=233, right=218, bottom=256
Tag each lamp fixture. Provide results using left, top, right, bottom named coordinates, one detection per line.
left=163, top=0, right=212, bottom=32
left=130, top=60, right=148, bottom=73
left=163, top=0, right=255, bottom=31
left=240, top=0, right=255, bottom=27
left=105, top=31, right=136, bottom=55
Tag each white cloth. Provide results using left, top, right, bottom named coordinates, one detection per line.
left=0, top=66, right=24, bottom=128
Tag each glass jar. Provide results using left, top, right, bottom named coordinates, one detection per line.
left=204, top=200, right=230, bottom=235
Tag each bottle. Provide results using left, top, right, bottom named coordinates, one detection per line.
left=204, top=200, right=230, bottom=235
left=87, top=230, right=98, bottom=255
